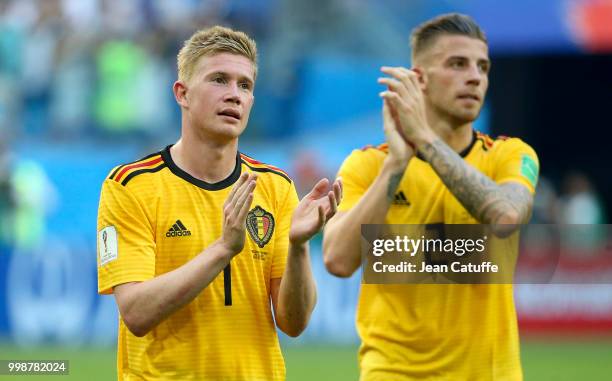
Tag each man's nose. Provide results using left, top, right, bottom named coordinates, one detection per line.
left=466, top=64, right=483, bottom=86
left=224, top=83, right=241, bottom=104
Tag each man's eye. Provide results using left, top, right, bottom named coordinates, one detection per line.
left=451, top=60, right=465, bottom=69
left=213, top=77, right=225, bottom=83
left=240, top=83, right=251, bottom=90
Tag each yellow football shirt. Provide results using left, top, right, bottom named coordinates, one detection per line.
left=97, top=145, right=298, bottom=381
left=337, top=131, right=539, bottom=381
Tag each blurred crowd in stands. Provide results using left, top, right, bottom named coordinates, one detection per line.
left=0, top=142, right=57, bottom=253
left=0, top=0, right=264, bottom=140
left=0, top=0, right=413, bottom=142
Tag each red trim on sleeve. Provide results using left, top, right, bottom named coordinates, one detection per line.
left=114, top=157, right=163, bottom=182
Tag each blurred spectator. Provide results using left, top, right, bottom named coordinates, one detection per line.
left=0, top=1, right=27, bottom=136
left=11, top=159, right=58, bottom=251
left=560, top=171, right=605, bottom=225
left=100, top=0, right=146, bottom=36
left=93, top=38, right=148, bottom=134
left=0, top=139, right=15, bottom=249
left=291, top=150, right=327, bottom=198
left=49, top=33, right=95, bottom=137
left=61, top=0, right=100, bottom=33
left=22, top=0, right=66, bottom=135
left=522, top=176, right=560, bottom=252
left=531, top=176, right=559, bottom=224
left=558, top=171, right=606, bottom=252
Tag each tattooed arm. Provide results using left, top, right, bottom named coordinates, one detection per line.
left=419, top=138, right=533, bottom=236
left=379, top=66, right=533, bottom=237
left=323, top=101, right=413, bottom=277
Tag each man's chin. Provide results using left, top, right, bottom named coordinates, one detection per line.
left=195, top=125, right=245, bottom=142
left=217, top=130, right=243, bottom=141
left=436, top=104, right=480, bottom=126
left=452, top=109, right=480, bottom=125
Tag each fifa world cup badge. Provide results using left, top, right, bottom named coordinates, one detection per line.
left=102, top=231, right=108, bottom=254
left=98, top=226, right=118, bottom=265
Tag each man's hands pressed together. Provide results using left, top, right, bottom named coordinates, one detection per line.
left=382, top=100, right=415, bottom=168
left=377, top=65, right=533, bottom=236
left=378, top=66, right=436, bottom=150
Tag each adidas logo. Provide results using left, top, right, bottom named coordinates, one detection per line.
left=393, top=191, right=410, bottom=206
left=166, top=220, right=192, bottom=237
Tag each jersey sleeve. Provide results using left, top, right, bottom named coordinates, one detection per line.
left=97, top=178, right=156, bottom=294
left=492, top=138, right=540, bottom=194
left=337, top=149, right=381, bottom=212
left=270, top=181, right=299, bottom=279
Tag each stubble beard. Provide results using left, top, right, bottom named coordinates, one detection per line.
left=432, top=99, right=481, bottom=129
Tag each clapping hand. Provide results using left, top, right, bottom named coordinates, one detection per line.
left=289, top=178, right=343, bottom=246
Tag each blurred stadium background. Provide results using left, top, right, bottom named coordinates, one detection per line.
left=0, top=0, right=611, bottom=379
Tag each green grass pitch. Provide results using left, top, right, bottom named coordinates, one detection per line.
left=0, top=340, right=610, bottom=380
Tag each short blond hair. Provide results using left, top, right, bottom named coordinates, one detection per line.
left=177, top=25, right=258, bottom=83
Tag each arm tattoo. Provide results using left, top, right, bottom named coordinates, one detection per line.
left=420, top=138, right=533, bottom=225
left=387, top=172, right=404, bottom=203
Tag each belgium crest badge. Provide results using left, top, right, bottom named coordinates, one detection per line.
left=246, top=206, right=275, bottom=248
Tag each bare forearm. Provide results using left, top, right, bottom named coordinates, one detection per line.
left=323, top=158, right=407, bottom=276
left=276, top=242, right=317, bottom=337
left=115, top=241, right=231, bottom=336
left=419, top=138, right=530, bottom=229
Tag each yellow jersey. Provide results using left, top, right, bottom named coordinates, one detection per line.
left=97, top=145, right=298, bottom=381
left=337, top=131, right=539, bottom=381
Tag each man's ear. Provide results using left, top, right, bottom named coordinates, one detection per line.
left=411, top=67, right=427, bottom=90
left=173, top=80, right=188, bottom=108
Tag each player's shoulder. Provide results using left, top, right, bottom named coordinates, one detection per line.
left=105, top=149, right=167, bottom=188
left=357, top=142, right=389, bottom=154
left=475, top=131, right=536, bottom=154
left=341, top=142, right=388, bottom=169
left=239, top=152, right=292, bottom=185
left=337, top=143, right=387, bottom=176
left=348, top=142, right=389, bottom=160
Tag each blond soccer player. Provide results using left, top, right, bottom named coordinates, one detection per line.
left=97, top=26, right=341, bottom=380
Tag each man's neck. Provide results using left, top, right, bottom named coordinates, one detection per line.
left=427, top=114, right=474, bottom=154
left=170, top=135, right=238, bottom=184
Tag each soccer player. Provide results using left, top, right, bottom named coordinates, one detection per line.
left=323, top=14, right=539, bottom=380
left=97, top=26, right=341, bottom=380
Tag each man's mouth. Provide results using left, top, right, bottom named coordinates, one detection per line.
left=457, top=94, right=480, bottom=102
left=218, top=109, right=241, bottom=120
